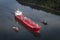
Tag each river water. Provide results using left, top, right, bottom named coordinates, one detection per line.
left=0, top=0, right=60, bottom=40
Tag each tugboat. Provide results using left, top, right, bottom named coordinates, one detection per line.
left=41, top=19, right=47, bottom=25
left=15, top=10, right=41, bottom=33
left=13, top=27, right=19, bottom=32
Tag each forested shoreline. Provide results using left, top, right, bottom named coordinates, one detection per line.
left=16, top=0, right=60, bottom=15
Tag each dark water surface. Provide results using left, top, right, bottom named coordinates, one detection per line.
left=0, top=0, right=60, bottom=40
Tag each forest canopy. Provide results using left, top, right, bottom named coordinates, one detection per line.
left=19, top=0, right=60, bottom=10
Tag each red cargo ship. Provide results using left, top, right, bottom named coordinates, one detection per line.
left=15, top=10, right=41, bottom=33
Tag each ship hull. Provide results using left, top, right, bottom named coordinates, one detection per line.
left=15, top=10, right=41, bottom=34
left=15, top=15, right=41, bottom=34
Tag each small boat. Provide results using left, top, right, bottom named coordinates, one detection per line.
left=13, top=27, right=19, bottom=32
left=41, top=19, right=47, bottom=25
left=15, top=10, right=41, bottom=33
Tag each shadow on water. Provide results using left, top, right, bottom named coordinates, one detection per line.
left=16, top=0, right=60, bottom=16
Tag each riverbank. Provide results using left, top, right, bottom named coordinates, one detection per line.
left=16, top=0, right=60, bottom=15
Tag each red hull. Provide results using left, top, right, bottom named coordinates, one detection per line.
left=15, top=11, right=41, bottom=33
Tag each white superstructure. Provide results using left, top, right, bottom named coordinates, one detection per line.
left=15, top=9, right=22, bottom=16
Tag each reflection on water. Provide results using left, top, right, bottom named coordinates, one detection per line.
left=0, top=0, right=60, bottom=40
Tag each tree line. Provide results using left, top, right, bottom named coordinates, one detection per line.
left=19, top=0, right=60, bottom=11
